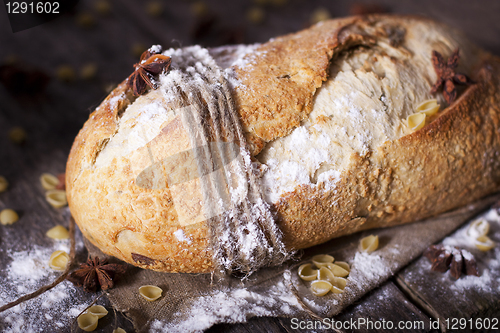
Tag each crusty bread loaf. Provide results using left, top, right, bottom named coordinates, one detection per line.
left=66, top=15, right=500, bottom=273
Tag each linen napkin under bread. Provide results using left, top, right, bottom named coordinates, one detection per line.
left=84, top=193, right=499, bottom=332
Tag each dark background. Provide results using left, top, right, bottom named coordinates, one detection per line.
left=1, top=0, right=500, bottom=332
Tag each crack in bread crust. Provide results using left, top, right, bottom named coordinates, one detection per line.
left=275, top=63, right=500, bottom=249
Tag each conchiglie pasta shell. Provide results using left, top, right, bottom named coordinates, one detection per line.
left=87, top=305, right=108, bottom=319
left=113, top=328, right=127, bottom=333
left=359, top=235, right=379, bottom=254
left=330, top=277, right=347, bottom=294
left=416, top=99, right=440, bottom=116
left=467, top=219, right=490, bottom=239
left=139, top=285, right=163, bottom=301
left=474, top=235, right=496, bottom=251
left=317, top=266, right=335, bottom=283
left=77, top=313, right=98, bottom=332
left=0, top=176, right=8, bottom=193
left=40, top=173, right=59, bottom=190
left=0, top=209, right=19, bottom=225
left=298, top=263, right=318, bottom=281
left=49, top=250, right=69, bottom=270
left=310, top=280, right=332, bottom=297
left=407, top=113, right=426, bottom=131
left=46, top=225, right=70, bottom=240
left=45, top=190, right=68, bottom=208
left=333, top=261, right=350, bottom=273
left=312, top=254, right=334, bottom=268
left=325, top=263, right=350, bottom=277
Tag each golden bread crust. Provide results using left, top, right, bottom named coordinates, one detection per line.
left=275, top=62, right=500, bottom=248
left=66, top=85, right=214, bottom=272
left=66, top=15, right=500, bottom=272
left=233, top=18, right=351, bottom=153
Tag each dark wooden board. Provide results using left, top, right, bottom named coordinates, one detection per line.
left=396, top=220, right=500, bottom=332
left=1, top=0, right=500, bottom=332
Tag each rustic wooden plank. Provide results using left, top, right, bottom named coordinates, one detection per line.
left=275, top=281, right=434, bottom=333
left=0, top=92, right=137, bottom=332
left=0, top=3, right=157, bottom=332
left=395, top=216, right=500, bottom=332
left=206, top=317, right=288, bottom=333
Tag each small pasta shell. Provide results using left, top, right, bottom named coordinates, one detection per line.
left=325, top=263, right=350, bottom=278
left=0, top=176, right=8, bottom=193
left=46, top=225, right=70, bottom=240
left=310, top=280, right=332, bottom=297
left=312, top=254, right=334, bottom=268
left=87, top=305, right=108, bottom=319
left=359, top=235, right=379, bottom=254
left=467, top=219, right=490, bottom=239
left=334, top=261, right=350, bottom=273
left=416, top=99, right=440, bottom=116
left=77, top=313, right=99, bottom=332
left=113, top=328, right=127, bottom=333
left=310, top=8, right=331, bottom=24
left=57, top=64, right=77, bottom=81
left=40, top=173, right=59, bottom=190
left=80, top=63, right=98, bottom=80
left=8, top=126, right=27, bottom=145
left=49, top=250, right=69, bottom=270
left=0, top=209, right=19, bottom=225
left=317, top=266, right=335, bottom=283
left=298, top=263, right=318, bottom=281
left=45, top=190, right=68, bottom=208
left=474, top=236, right=496, bottom=252
left=139, top=285, right=163, bottom=301
left=95, top=1, right=111, bottom=15
left=330, top=277, right=347, bottom=294
left=407, top=113, right=426, bottom=131
left=146, top=1, right=164, bottom=17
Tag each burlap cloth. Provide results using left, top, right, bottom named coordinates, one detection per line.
left=83, top=46, right=500, bottom=332
left=84, top=193, right=500, bottom=332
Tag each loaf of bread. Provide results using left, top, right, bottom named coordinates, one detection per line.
left=66, top=15, right=500, bottom=273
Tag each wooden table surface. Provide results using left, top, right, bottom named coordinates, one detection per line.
left=1, top=0, right=500, bottom=332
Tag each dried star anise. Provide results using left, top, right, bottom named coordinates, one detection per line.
left=430, top=48, right=473, bottom=104
left=424, top=244, right=479, bottom=279
left=449, top=248, right=463, bottom=279
left=127, top=46, right=171, bottom=96
left=67, top=256, right=127, bottom=292
left=431, top=249, right=452, bottom=273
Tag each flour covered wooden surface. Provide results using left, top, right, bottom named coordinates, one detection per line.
left=397, top=208, right=500, bottom=331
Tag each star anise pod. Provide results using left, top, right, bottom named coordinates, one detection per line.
left=449, top=248, right=463, bottom=279
left=461, top=249, right=479, bottom=277
left=431, top=248, right=452, bottom=273
left=430, top=48, right=473, bottom=104
left=127, top=47, right=171, bottom=96
left=67, top=256, right=127, bottom=292
left=424, top=244, right=479, bottom=279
